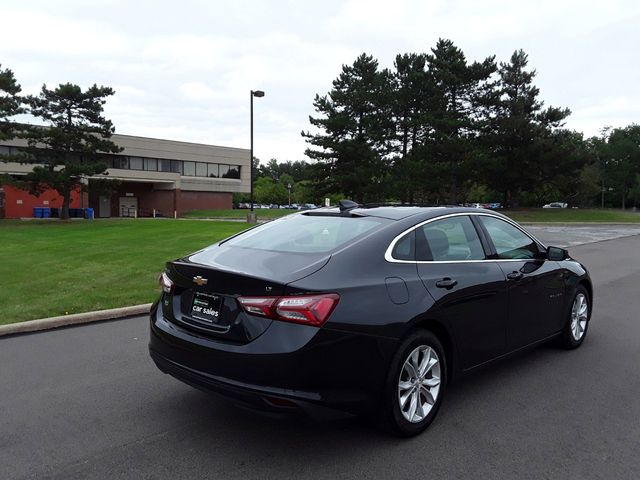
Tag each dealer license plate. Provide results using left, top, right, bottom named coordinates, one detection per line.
left=190, top=292, right=223, bottom=324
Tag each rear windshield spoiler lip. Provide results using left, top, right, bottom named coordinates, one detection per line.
left=167, top=254, right=333, bottom=287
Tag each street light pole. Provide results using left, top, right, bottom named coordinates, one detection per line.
left=248, top=89, right=264, bottom=223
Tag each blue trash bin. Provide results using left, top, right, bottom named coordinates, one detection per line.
left=85, top=208, right=94, bottom=220
left=34, top=207, right=43, bottom=218
left=42, top=208, right=50, bottom=218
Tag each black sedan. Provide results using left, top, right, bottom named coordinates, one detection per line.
left=149, top=203, right=592, bottom=436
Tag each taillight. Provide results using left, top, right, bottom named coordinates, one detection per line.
left=159, top=271, right=174, bottom=294
left=237, top=294, right=339, bottom=327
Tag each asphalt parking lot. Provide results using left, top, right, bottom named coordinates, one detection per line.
left=2, top=226, right=640, bottom=479
left=527, top=224, right=640, bottom=247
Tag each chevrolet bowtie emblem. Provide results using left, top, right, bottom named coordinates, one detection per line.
left=192, top=276, right=208, bottom=286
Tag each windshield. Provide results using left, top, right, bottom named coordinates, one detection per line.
left=221, top=214, right=386, bottom=254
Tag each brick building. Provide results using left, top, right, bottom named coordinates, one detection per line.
left=0, top=133, right=250, bottom=218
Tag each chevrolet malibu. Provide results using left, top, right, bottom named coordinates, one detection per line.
left=149, top=203, right=592, bottom=436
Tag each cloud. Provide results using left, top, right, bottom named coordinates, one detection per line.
left=0, top=8, right=127, bottom=56
left=1, top=0, right=639, bottom=161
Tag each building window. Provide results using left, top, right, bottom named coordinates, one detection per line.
left=0, top=145, right=11, bottom=155
left=183, top=161, right=195, bottom=176
left=98, top=156, right=113, bottom=169
left=226, top=165, right=241, bottom=179
left=112, top=156, right=129, bottom=169
left=170, top=160, right=182, bottom=174
left=158, top=159, right=173, bottom=172
left=144, top=158, right=158, bottom=171
left=196, top=162, right=207, bottom=177
left=208, top=163, right=219, bottom=178
left=218, top=164, right=229, bottom=178
left=129, top=156, right=143, bottom=170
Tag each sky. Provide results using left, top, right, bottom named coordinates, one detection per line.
left=1, top=0, right=639, bottom=163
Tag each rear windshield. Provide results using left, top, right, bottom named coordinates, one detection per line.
left=221, top=214, right=386, bottom=254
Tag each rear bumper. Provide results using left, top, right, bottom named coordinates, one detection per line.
left=150, top=348, right=346, bottom=418
left=149, top=302, right=398, bottom=415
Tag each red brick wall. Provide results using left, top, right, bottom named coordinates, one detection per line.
left=141, top=190, right=175, bottom=217
left=1, top=184, right=84, bottom=218
left=93, top=184, right=231, bottom=217
left=179, top=191, right=232, bottom=213
left=108, top=184, right=177, bottom=217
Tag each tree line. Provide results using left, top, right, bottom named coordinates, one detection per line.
left=296, top=39, right=640, bottom=209
left=4, top=44, right=640, bottom=214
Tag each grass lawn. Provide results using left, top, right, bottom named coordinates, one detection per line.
left=183, top=208, right=297, bottom=219
left=0, top=219, right=248, bottom=325
left=505, top=209, right=640, bottom=223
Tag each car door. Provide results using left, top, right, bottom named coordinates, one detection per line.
left=415, top=214, right=508, bottom=370
left=476, top=215, right=565, bottom=350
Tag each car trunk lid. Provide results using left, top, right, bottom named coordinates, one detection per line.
left=160, top=246, right=331, bottom=343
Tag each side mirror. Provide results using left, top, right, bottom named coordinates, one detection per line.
left=547, top=246, right=569, bottom=261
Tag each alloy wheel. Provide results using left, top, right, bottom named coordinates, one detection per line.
left=397, top=345, right=441, bottom=423
left=571, top=293, right=588, bottom=341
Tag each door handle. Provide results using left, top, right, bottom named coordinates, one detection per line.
left=435, top=277, right=458, bottom=289
left=507, top=271, right=523, bottom=281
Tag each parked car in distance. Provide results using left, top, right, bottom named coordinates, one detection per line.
left=466, top=202, right=501, bottom=209
left=150, top=202, right=593, bottom=436
left=543, top=202, right=568, bottom=208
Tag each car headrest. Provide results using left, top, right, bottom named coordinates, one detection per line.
left=425, top=229, right=449, bottom=260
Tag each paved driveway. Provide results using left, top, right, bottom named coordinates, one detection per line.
left=1, top=234, right=639, bottom=479
left=526, top=224, right=640, bottom=247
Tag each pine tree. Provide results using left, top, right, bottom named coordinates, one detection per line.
left=600, top=125, right=640, bottom=209
left=0, top=64, right=24, bottom=141
left=302, top=54, right=393, bottom=202
left=19, top=83, right=122, bottom=219
left=425, top=39, right=497, bottom=204
left=389, top=53, right=432, bottom=203
left=487, top=50, right=570, bottom=206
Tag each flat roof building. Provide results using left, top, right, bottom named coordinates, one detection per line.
left=0, top=133, right=250, bottom=218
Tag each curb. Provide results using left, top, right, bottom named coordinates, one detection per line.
left=0, top=303, right=152, bottom=337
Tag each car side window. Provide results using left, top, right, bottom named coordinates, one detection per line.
left=392, top=231, right=415, bottom=261
left=479, top=216, right=540, bottom=260
left=417, top=216, right=486, bottom=261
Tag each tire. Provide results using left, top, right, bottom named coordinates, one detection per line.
left=560, top=286, right=591, bottom=349
left=379, top=329, right=447, bottom=437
